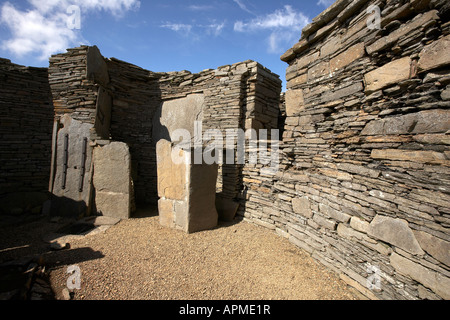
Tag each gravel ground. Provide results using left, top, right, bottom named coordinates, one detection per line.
left=1, top=210, right=360, bottom=300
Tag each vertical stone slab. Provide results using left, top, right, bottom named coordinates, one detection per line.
left=158, top=198, right=176, bottom=229
left=157, top=139, right=188, bottom=229
left=156, top=140, right=218, bottom=233
left=93, top=142, right=132, bottom=219
left=86, top=45, right=110, bottom=87
left=285, top=89, right=305, bottom=117
left=94, top=87, right=112, bottom=140
left=188, top=159, right=219, bottom=233
left=51, top=114, right=94, bottom=218
left=152, top=93, right=205, bottom=144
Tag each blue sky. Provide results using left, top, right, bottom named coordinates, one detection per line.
left=0, top=0, right=334, bottom=89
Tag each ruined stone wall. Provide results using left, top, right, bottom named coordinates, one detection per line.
left=106, top=58, right=162, bottom=205
left=0, top=58, right=54, bottom=201
left=48, top=46, right=99, bottom=124
left=157, top=62, right=281, bottom=205
left=240, top=0, right=450, bottom=300
left=46, top=47, right=281, bottom=210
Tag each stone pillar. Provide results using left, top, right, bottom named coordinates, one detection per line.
left=92, top=142, right=132, bottom=219
left=51, top=114, right=94, bottom=218
left=157, top=140, right=218, bottom=233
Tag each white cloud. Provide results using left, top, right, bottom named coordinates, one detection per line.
left=233, top=0, right=255, bottom=15
left=27, top=0, right=140, bottom=17
left=0, top=0, right=140, bottom=61
left=187, top=5, right=215, bottom=11
left=234, top=5, right=309, bottom=32
left=160, top=23, right=193, bottom=34
left=317, top=0, right=335, bottom=7
left=234, top=5, right=310, bottom=53
left=205, top=22, right=226, bottom=37
left=161, top=20, right=226, bottom=39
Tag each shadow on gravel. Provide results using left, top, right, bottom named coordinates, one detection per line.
left=0, top=211, right=105, bottom=300
left=132, top=204, right=158, bottom=219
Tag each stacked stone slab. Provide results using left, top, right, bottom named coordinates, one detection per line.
left=0, top=59, right=54, bottom=214
left=48, top=46, right=116, bottom=218
left=49, top=46, right=99, bottom=124
left=155, top=62, right=281, bottom=221
left=43, top=46, right=282, bottom=225
left=237, top=0, right=449, bottom=300
left=106, top=57, right=162, bottom=205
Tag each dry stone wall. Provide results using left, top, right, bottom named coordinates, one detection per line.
left=156, top=62, right=281, bottom=218
left=0, top=58, right=54, bottom=212
left=106, top=57, right=162, bottom=205
left=239, top=0, right=450, bottom=300
left=49, top=47, right=100, bottom=124
left=44, top=46, right=281, bottom=219
left=9, top=2, right=449, bottom=298
left=48, top=46, right=109, bottom=217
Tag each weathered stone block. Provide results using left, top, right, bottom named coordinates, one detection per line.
left=188, top=162, right=219, bottom=233
left=287, top=73, right=308, bottom=89
left=361, top=110, right=450, bottom=135
left=95, top=192, right=130, bottom=220
left=366, top=10, right=439, bottom=55
left=156, top=140, right=187, bottom=201
left=371, top=149, right=448, bottom=165
left=337, top=223, right=366, bottom=241
left=413, top=230, right=450, bottom=267
left=93, top=142, right=132, bottom=219
left=442, top=85, right=450, bottom=101
left=313, top=213, right=337, bottom=230
left=350, top=216, right=370, bottom=234
left=308, top=61, right=330, bottom=81
left=292, top=197, right=313, bottom=218
left=321, top=35, right=342, bottom=58
left=296, top=51, right=320, bottom=70
left=156, top=140, right=218, bottom=233
left=319, top=203, right=351, bottom=223
left=285, top=89, right=305, bottom=117
left=337, top=163, right=380, bottom=178
left=330, top=43, right=365, bottom=72
left=418, top=34, right=450, bottom=73
left=94, top=87, right=112, bottom=140
left=87, top=45, right=110, bottom=86
left=368, top=215, right=424, bottom=255
left=52, top=115, right=94, bottom=218
left=364, top=57, right=412, bottom=93
left=152, top=93, right=205, bottom=144
left=318, top=168, right=352, bottom=181
left=159, top=198, right=175, bottom=228
left=320, top=82, right=363, bottom=103
left=390, top=252, right=450, bottom=300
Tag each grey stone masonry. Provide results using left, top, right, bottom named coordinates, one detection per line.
left=0, top=58, right=54, bottom=214
left=236, top=0, right=450, bottom=300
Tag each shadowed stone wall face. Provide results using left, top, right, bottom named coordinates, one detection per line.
left=0, top=58, right=54, bottom=214
left=0, top=58, right=54, bottom=194
left=106, top=58, right=162, bottom=206
left=237, top=0, right=450, bottom=300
